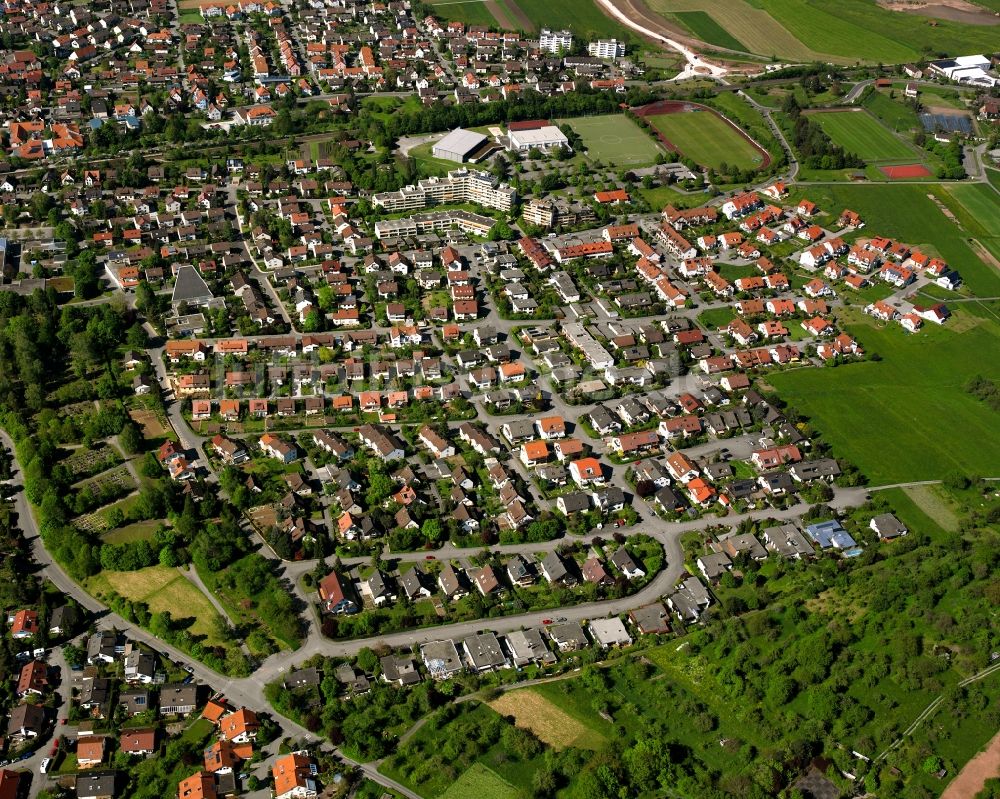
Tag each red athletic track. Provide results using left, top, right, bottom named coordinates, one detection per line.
left=880, top=164, right=932, bottom=179
left=633, top=100, right=773, bottom=171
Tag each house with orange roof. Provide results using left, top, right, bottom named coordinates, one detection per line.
left=520, top=440, right=550, bottom=468
left=201, top=699, right=229, bottom=724
left=569, top=457, right=604, bottom=486
left=204, top=738, right=254, bottom=773
left=686, top=478, right=716, bottom=506
left=10, top=610, right=38, bottom=639
left=178, top=770, right=216, bottom=799
left=218, top=708, right=259, bottom=744
left=535, top=416, right=566, bottom=439
left=272, top=751, right=317, bottom=799
left=594, top=189, right=629, bottom=204
left=801, top=317, right=835, bottom=337
left=77, top=736, right=106, bottom=769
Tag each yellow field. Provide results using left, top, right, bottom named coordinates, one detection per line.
left=489, top=690, right=607, bottom=750
left=129, top=408, right=170, bottom=439
left=85, top=565, right=224, bottom=645
left=902, top=485, right=959, bottom=532
left=649, top=0, right=829, bottom=62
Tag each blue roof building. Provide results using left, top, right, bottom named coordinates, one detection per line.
left=805, top=520, right=856, bottom=550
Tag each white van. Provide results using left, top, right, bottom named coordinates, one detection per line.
left=39, top=758, right=51, bottom=774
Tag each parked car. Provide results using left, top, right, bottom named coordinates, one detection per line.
left=39, top=758, right=51, bottom=774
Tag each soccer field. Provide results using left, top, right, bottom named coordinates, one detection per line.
left=810, top=110, right=915, bottom=162
left=559, top=115, right=665, bottom=167
left=645, top=109, right=764, bottom=171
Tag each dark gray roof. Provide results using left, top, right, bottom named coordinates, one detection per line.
left=171, top=264, right=213, bottom=305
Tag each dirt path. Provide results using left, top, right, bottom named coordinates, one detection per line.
left=940, top=728, right=1000, bottom=799
left=497, top=0, right=534, bottom=31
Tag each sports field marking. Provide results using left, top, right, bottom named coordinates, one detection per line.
left=489, top=690, right=608, bottom=750
left=808, top=110, right=915, bottom=162
left=641, top=104, right=765, bottom=172
left=558, top=114, right=664, bottom=167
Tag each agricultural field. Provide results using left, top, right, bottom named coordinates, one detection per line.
left=785, top=183, right=1000, bottom=298
left=644, top=107, right=765, bottom=171
left=85, top=564, right=226, bottom=646
left=489, top=689, right=608, bottom=750
left=508, top=0, right=634, bottom=40
left=647, top=0, right=1000, bottom=62
left=427, top=0, right=503, bottom=28
left=648, top=0, right=826, bottom=61
left=672, top=11, right=746, bottom=50
left=558, top=114, right=665, bottom=167
left=808, top=110, right=916, bottom=162
left=939, top=183, right=1000, bottom=239
left=767, top=308, right=1000, bottom=485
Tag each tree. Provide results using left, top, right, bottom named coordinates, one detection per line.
left=119, top=421, right=144, bottom=455
left=421, top=518, right=443, bottom=545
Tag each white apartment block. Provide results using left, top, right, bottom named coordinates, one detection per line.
left=539, top=28, right=573, bottom=54
left=588, top=39, right=624, bottom=59
left=373, top=169, right=516, bottom=213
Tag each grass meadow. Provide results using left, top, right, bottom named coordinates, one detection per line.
left=809, top=110, right=916, bottom=162
left=85, top=565, right=226, bottom=646
left=646, top=108, right=765, bottom=171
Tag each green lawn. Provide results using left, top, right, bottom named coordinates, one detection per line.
left=809, top=110, right=916, bottom=162
left=767, top=308, right=1000, bottom=485
left=638, top=185, right=704, bottom=210
left=672, top=10, right=746, bottom=51
left=646, top=108, right=765, bottom=172
left=102, top=519, right=159, bottom=544
left=439, top=763, right=519, bottom=799
left=558, top=114, right=665, bottom=167
left=697, top=306, right=737, bottom=330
